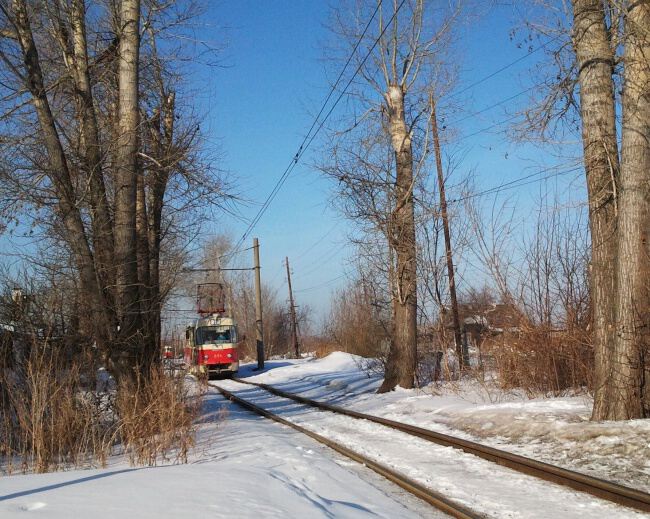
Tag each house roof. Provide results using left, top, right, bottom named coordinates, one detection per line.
left=444, top=302, right=526, bottom=332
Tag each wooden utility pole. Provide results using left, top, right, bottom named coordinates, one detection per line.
left=430, top=94, right=467, bottom=368
left=253, top=238, right=265, bottom=370
left=285, top=257, right=300, bottom=358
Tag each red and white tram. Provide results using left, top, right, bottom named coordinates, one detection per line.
left=184, top=283, right=239, bottom=378
left=184, top=314, right=239, bottom=378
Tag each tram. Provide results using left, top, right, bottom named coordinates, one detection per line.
left=184, top=283, right=239, bottom=378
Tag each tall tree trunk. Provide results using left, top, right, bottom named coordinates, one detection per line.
left=379, top=84, right=417, bottom=392
left=612, top=2, right=650, bottom=420
left=113, top=0, right=141, bottom=374
left=147, top=91, right=174, bottom=363
left=136, top=169, right=153, bottom=370
left=570, top=0, right=620, bottom=420
left=68, top=0, right=116, bottom=302
left=10, top=0, right=113, bottom=353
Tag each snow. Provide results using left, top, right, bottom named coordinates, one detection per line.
left=217, top=363, right=648, bottom=518
left=238, top=352, right=650, bottom=493
left=0, top=380, right=439, bottom=518
left=2, top=351, right=648, bottom=518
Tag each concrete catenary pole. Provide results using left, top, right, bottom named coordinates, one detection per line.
left=253, top=238, right=264, bottom=370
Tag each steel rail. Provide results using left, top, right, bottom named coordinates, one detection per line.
left=211, top=382, right=485, bottom=519
left=232, top=377, right=650, bottom=514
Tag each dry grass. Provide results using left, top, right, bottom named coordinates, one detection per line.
left=1, top=344, right=205, bottom=474
left=306, top=337, right=339, bottom=359
left=1, top=346, right=112, bottom=473
left=114, top=368, right=202, bottom=466
left=483, top=326, right=593, bottom=397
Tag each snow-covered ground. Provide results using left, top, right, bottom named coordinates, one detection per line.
left=0, top=375, right=440, bottom=518
left=236, top=352, right=650, bottom=494
left=2, top=351, right=648, bottom=518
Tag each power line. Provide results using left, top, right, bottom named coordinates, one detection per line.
left=181, top=267, right=253, bottom=273
left=448, top=83, right=537, bottom=128
left=218, top=245, right=255, bottom=261
left=229, top=8, right=556, bottom=260
left=450, top=34, right=562, bottom=100
left=294, top=222, right=340, bottom=263
left=294, top=273, right=349, bottom=294
left=294, top=246, right=342, bottom=279
left=289, top=168, right=582, bottom=295
left=225, top=13, right=564, bottom=286
left=448, top=163, right=583, bottom=205
left=301, top=2, right=383, bottom=163
left=230, top=0, right=407, bottom=255
left=455, top=112, right=520, bottom=143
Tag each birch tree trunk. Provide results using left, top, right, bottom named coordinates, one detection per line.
left=570, top=0, right=620, bottom=420
left=378, top=84, right=417, bottom=392
left=612, top=2, right=650, bottom=420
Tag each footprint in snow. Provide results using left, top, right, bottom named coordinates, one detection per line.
left=20, top=502, right=47, bottom=512
left=327, top=379, right=348, bottom=391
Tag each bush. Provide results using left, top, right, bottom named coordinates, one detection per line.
left=114, top=368, right=201, bottom=466
left=1, top=345, right=110, bottom=473
left=1, top=343, right=204, bottom=474
left=483, top=326, right=592, bottom=396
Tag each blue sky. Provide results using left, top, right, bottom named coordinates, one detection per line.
left=189, top=1, right=584, bottom=326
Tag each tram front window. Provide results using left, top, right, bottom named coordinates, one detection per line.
left=195, top=326, right=236, bottom=345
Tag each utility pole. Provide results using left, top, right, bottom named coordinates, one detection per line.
left=253, top=238, right=265, bottom=370
left=285, top=257, right=300, bottom=358
left=430, top=94, right=468, bottom=369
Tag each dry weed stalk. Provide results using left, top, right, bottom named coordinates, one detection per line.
left=1, top=343, right=205, bottom=474
left=484, top=326, right=592, bottom=397
left=115, top=368, right=202, bottom=466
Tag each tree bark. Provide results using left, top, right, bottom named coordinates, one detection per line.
left=136, top=167, right=154, bottom=370
left=147, top=91, right=174, bottom=362
left=378, top=84, right=417, bottom=392
left=113, top=0, right=142, bottom=373
left=67, top=0, right=116, bottom=300
left=570, top=0, right=620, bottom=420
left=612, top=1, right=650, bottom=420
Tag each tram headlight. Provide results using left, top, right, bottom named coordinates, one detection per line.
left=227, top=353, right=233, bottom=359
left=203, top=354, right=209, bottom=360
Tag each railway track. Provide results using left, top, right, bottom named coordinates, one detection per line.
left=211, top=383, right=483, bottom=519
left=211, top=377, right=650, bottom=517
left=233, top=378, right=650, bottom=513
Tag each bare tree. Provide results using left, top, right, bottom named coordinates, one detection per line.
left=112, top=0, right=142, bottom=373
left=2, top=0, right=115, bottom=356
left=612, top=2, right=650, bottom=419
left=321, top=0, right=460, bottom=392
left=464, top=194, right=518, bottom=303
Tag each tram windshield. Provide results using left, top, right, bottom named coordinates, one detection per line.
left=195, top=325, right=236, bottom=345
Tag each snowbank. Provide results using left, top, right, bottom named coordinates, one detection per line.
left=241, top=352, right=650, bottom=492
